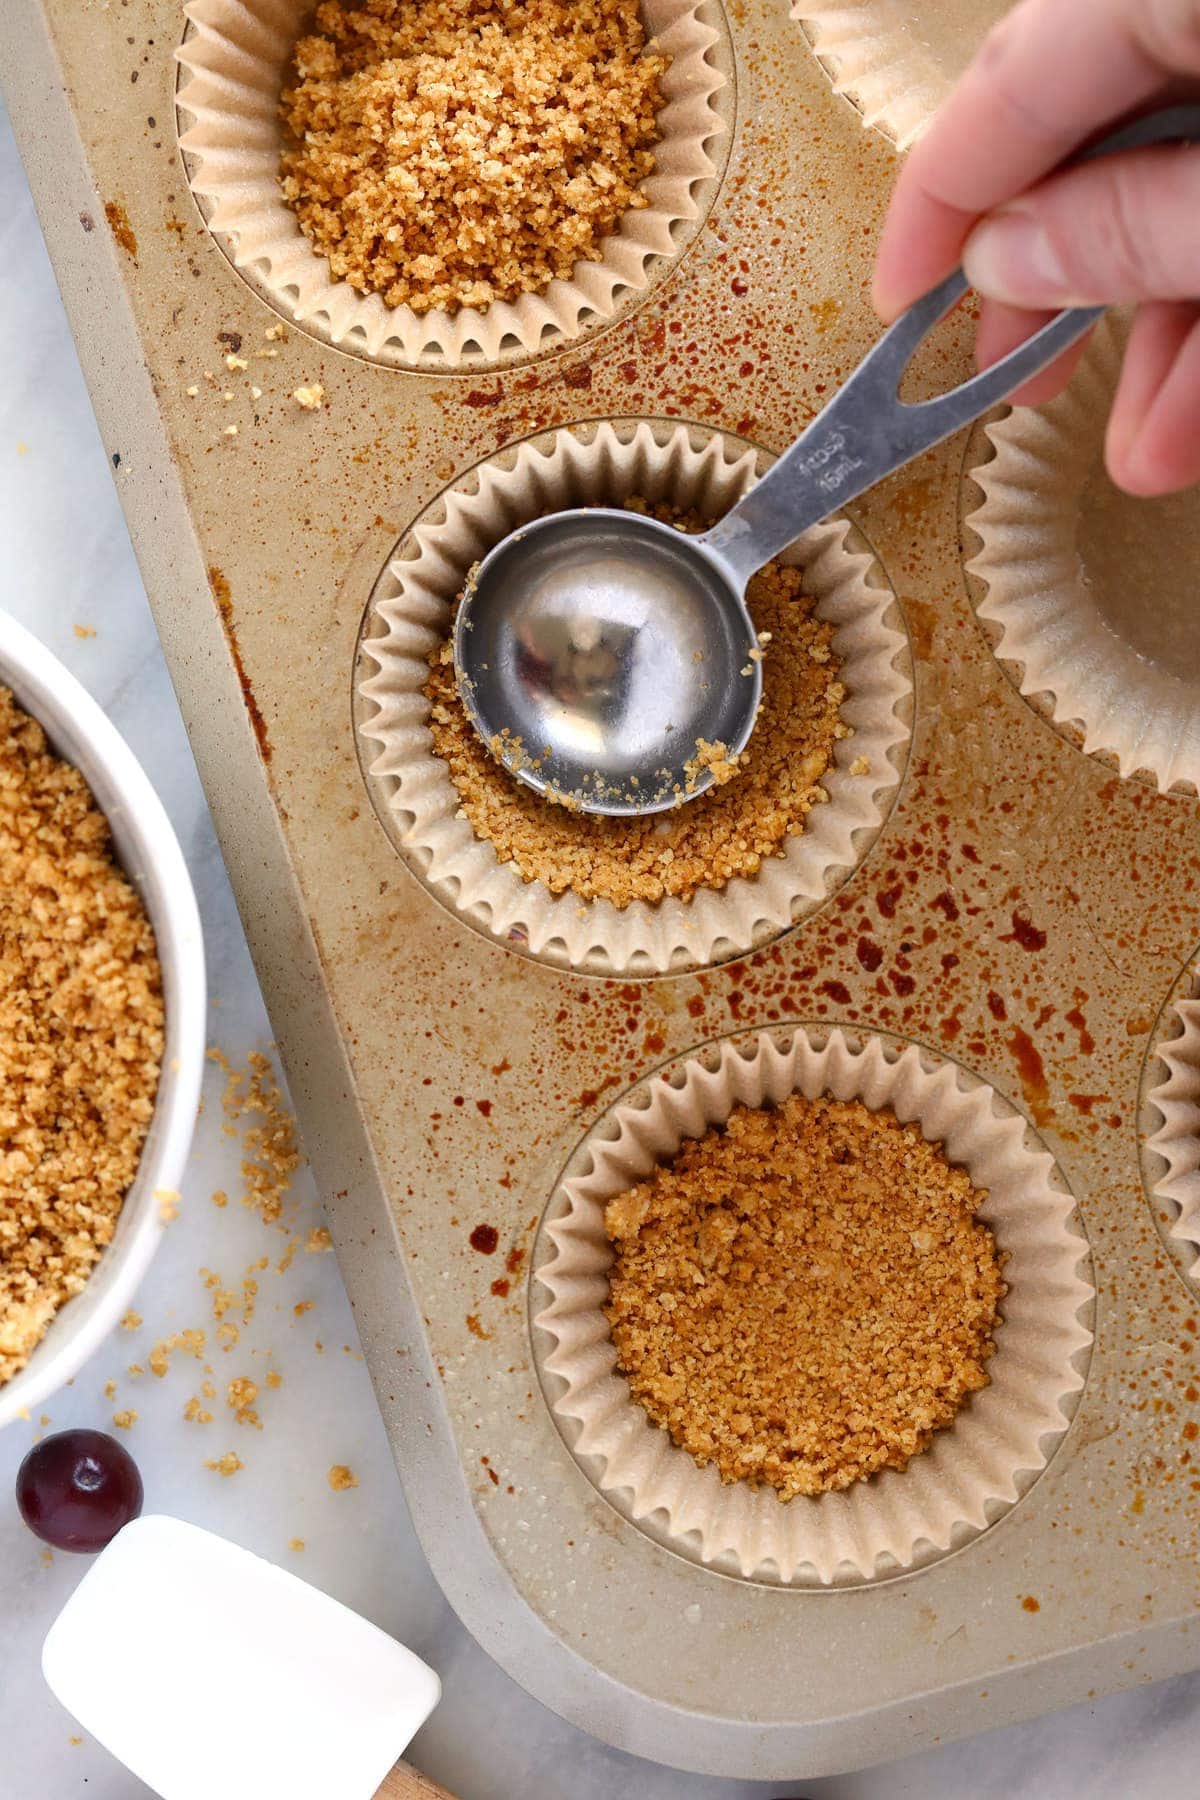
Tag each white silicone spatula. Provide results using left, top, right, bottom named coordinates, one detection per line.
left=41, top=1515, right=453, bottom=1800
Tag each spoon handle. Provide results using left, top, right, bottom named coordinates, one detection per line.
left=701, top=103, right=1200, bottom=584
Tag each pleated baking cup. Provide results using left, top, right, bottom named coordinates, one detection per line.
left=965, top=317, right=1200, bottom=796
left=534, top=1026, right=1094, bottom=1586
left=794, top=0, right=1008, bottom=150
left=355, top=419, right=912, bottom=977
left=1143, top=969, right=1200, bottom=1285
left=175, top=0, right=731, bottom=370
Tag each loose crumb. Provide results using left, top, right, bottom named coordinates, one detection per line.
left=184, top=1396, right=213, bottom=1424
left=288, top=1537, right=306, bottom=1551
left=156, top=1188, right=181, bottom=1223
left=605, top=1095, right=1004, bottom=1498
left=120, top=1310, right=142, bottom=1332
left=111, top=1410, right=137, bottom=1431
left=327, top=1463, right=358, bottom=1492
left=209, top=1049, right=302, bottom=1225
left=292, top=384, right=325, bottom=411
left=73, top=624, right=96, bottom=640
left=205, top=1451, right=244, bottom=1476
left=306, top=1226, right=332, bottom=1253
left=226, top=1375, right=261, bottom=1428
left=278, top=0, right=666, bottom=315
left=0, top=692, right=163, bottom=1386
left=103, top=1379, right=117, bottom=1402
left=683, top=738, right=741, bottom=792
left=425, top=503, right=847, bottom=907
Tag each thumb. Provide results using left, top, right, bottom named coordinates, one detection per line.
left=962, top=144, right=1200, bottom=309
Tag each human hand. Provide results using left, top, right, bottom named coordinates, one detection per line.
left=872, top=0, right=1200, bottom=496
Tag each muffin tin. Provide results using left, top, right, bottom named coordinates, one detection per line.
left=8, top=0, right=1200, bottom=1778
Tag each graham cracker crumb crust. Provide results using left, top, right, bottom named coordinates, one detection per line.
left=425, top=503, right=848, bottom=907
left=280, top=0, right=666, bottom=315
left=0, top=690, right=164, bottom=1387
left=605, top=1096, right=1005, bottom=1498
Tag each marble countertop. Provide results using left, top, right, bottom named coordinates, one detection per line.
left=2, top=92, right=1198, bottom=1800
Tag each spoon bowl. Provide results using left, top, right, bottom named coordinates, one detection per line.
left=454, top=509, right=762, bottom=816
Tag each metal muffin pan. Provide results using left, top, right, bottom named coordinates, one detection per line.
left=7, top=0, right=1200, bottom=1777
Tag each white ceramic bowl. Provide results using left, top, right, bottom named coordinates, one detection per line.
left=0, top=612, right=206, bottom=1427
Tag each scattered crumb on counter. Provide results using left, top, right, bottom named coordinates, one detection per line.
left=73, top=624, right=96, bottom=640
left=112, top=1410, right=138, bottom=1431
left=327, top=1463, right=358, bottom=1492
left=306, top=1226, right=332, bottom=1253
left=205, top=1451, right=244, bottom=1477
left=292, top=384, right=325, bottom=411
left=156, top=1188, right=181, bottom=1223
left=288, top=1537, right=305, bottom=1552
left=227, top=1375, right=261, bottom=1428
left=120, top=1310, right=142, bottom=1331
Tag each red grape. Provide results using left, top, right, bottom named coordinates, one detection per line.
left=16, top=1429, right=144, bottom=1552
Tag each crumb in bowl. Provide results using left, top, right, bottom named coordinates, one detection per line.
left=0, top=690, right=164, bottom=1387
left=424, top=503, right=849, bottom=907
left=279, top=0, right=667, bottom=315
left=604, top=1096, right=1004, bottom=1498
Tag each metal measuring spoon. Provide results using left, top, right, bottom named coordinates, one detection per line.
left=454, top=105, right=1200, bottom=818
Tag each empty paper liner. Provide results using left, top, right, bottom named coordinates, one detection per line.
left=176, top=0, right=730, bottom=369
left=1145, top=974, right=1200, bottom=1283
left=793, top=0, right=1008, bottom=148
left=535, top=1026, right=1094, bottom=1585
left=966, top=318, right=1200, bottom=795
left=355, top=418, right=912, bottom=977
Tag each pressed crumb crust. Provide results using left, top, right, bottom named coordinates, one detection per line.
left=0, top=691, right=164, bottom=1386
left=605, top=1096, right=1005, bottom=1498
left=425, top=504, right=848, bottom=907
left=280, top=0, right=666, bottom=314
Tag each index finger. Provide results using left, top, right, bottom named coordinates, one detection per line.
left=872, top=0, right=1173, bottom=319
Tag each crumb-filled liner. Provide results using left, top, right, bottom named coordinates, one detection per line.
left=176, top=0, right=729, bottom=369
left=793, top=0, right=1008, bottom=149
left=966, top=318, right=1200, bottom=795
left=535, top=1027, right=1093, bottom=1585
left=356, top=419, right=912, bottom=977
left=1145, top=979, right=1200, bottom=1281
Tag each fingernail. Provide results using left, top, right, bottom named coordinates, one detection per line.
left=963, top=209, right=1076, bottom=307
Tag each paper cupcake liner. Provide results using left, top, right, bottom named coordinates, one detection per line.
left=965, top=317, right=1200, bottom=796
left=793, top=0, right=1007, bottom=150
left=355, top=418, right=912, bottom=977
left=534, top=1026, right=1094, bottom=1585
left=176, top=0, right=729, bottom=369
left=1144, top=971, right=1200, bottom=1283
